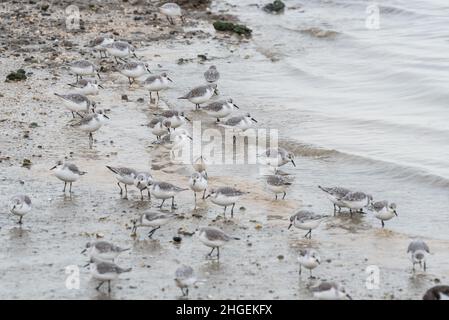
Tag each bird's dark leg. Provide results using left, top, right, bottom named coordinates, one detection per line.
left=117, top=182, right=123, bottom=195
left=338, top=206, right=342, bottom=213
left=69, top=182, right=73, bottom=194
left=181, top=15, right=185, bottom=24
left=185, top=288, right=189, bottom=297
left=147, top=189, right=151, bottom=200
left=216, top=118, right=220, bottom=122
left=148, top=226, right=160, bottom=238
left=166, top=16, right=171, bottom=24
left=71, top=111, right=75, bottom=118
left=18, top=216, right=23, bottom=225
left=63, top=182, right=67, bottom=192
left=309, top=269, right=314, bottom=279
left=233, top=135, right=236, bottom=144
left=76, top=74, right=79, bottom=83
left=96, top=281, right=104, bottom=291
left=381, top=220, right=385, bottom=228
left=124, top=184, right=128, bottom=199
left=140, top=190, right=144, bottom=201
left=202, top=189, right=206, bottom=199
left=171, top=196, right=175, bottom=209
left=128, top=77, right=132, bottom=85
left=88, top=132, right=93, bottom=149
left=194, top=192, right=197, bottom=206
left=299, top=264, right=302, bottom=275
left=217, top=247, right=220, bottom=260
left=159, top=199, right=165, bottom=208
left=333, top=204, right=337, bottom=216
left=231, top=203, right=235, bottom=218
left=304, top=230, right=311, bottom=239
left=282, top=191, right=286, bottom=200
left=424, top=261, right=427, bottom=271
left=275, top=194, right=278, bottom=200
left=207, top=247, right=215, bottom=257
left=114, top=57, right=118, bottom=64
left=223, top=206, right=227, bottom=217
left=108, top=280, right=111, bottom=294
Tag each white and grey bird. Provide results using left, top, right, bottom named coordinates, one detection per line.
left=311, top=282, right=352, bottom=300
left=266, top=175, right=292, bottom=200
left=142, top=73, right=173, bottom=106
left=193, top=156, right=207, bottom=177
left=81, top=241, right=130, bottom=262
left=68, top=78, right=103, bottom=96
left=288, top=210, right=328, bottom=239
left=204, top=65, right=220, bottom=83
left=219, top=113, right=258, bottom=142
left=9, top=194, right=32, bottom=225
left=189, top=171, right=208, bottom=207
left=147, top=180, right=188, bottom=209
left=159, top=129, right=192, bottom=152
left=206, top=187, right=246, bottom=218
left=54, top=93, right=95, bottom=118
left=407, top=239, right=430, bottom=272
left=50, top=161, right=86, bottom=194
left=106, top=166, right=138, bottom=199
left=298, top=249, right=321, bottom=279
left=159, top=2, right=185, bottom=25
left=175, top=265, right=197, bottom=297
left=90, top=35, right=114, bottom=58
left=318, top=186, right=351, bottom=214
left=69, top=60, right=100, bottom=82
left=368, top=201, right=398, bottom=228
left=118, top=61, right=151, bottom=85
left=71, top=110, right=109, bottom=149
left=105, top=41, right=138, bottom=63
left=258, top=147, right=296, bottom=169
left=178, top=84, right=218, bottom=110
left=159, top=110, right=190, bottom=129
left=337, top=191, right=373, bottom=216
left=134, top=171, right=153, bottom=200
left=202, top=99, right=239, bottom=123
left=149, top=117, right=171, bottom=140
left=196, top=226, right=240, bottom=260
left=88, top=257, right=131, bottom=294
left=131, top=211, right=176, bottom=238
left=423, top=285, right=449, bottom=300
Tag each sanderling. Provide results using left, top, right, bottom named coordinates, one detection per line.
left=196, top=226, right=240, bottom=260
left=288, top=210, right=328, bottom=239
left=178, top=84, right=218, bottom=110
left=131, top=211, right=176, bottom=238
left=298, top=249, right=321, bottom=279
left=189, top=171, right=208, bottom=207
left=202, top=99, right=239, bottom=123
left=266, top=174, right=292, bottom=200
left=368, top=201, right=398, bottom=228
left=71, top=110, right=109, bottom=149
left=318, top=186, right=351, bottom=214
left=159, top=129, right=192, bottom=152
left=87, top=257, right=131, bottom=294
left=105, top=41, right=138, bottom=63
left=90, top=35, right=114, bottom=58
left=258, top=147, right=296, bottom=168
left=54, top=93, right=95, bottom=118
left=423, top=285, right=449, bottom=300
left=81, top=241, right=130, bottom=262
left=142, top=73, right=173, bottom=106
left=219, top=113, right=258, bottom=143
left=9, top=194, right=31, bottom=225
left=147, top=180, right=188, bottom=209
left=69, top=60, right=100, bottom=83
left=407, top=239, right=430, bottom=272
left=134, top=172, right=153, bottom=200
left=206, top=187, right=246, bottom=218
left=158, top=110, right=190, bottom=130
left=204, top=65, right=220, bottom=83
left=118, top=61, right=151, bottom=85
left=106, top=166, right=138, bottom=199
left=149, top=117, right=171, bottom=140
left=311, top=282, right=352, bottom=300
left=337, top=191, right=373, bottom=216
left=193, top=156, right=207, bottom=178
left=68, top=78, right=103, bottom=96
left=50, top=161, right=86, bottom=194
left=175, top=265, right=197, bottom=297
left=159, top=3, right=185, bottom=25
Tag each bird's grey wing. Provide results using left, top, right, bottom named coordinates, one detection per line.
left=203, top=101, right=223, bottom=111
left=23, top=195, right=32, bottom=205
left=218, top=187, right=245, bottom=196
left=205, top=228, right=230, bottom=241
left=224, top=117, right=242, bottom=126
left=94, top=241, right=114, bottom=253
left=175, top=266, right=193, bottom=279
left=372, top=201, right=388, bottom=211
left=66, top=163, right=81, bottom=174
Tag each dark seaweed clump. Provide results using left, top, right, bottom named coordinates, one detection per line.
left=263, top=0, right=285, bottom=13
left=6, top=69, right=27, bottom=82
left=213, top=20, right=252, bottom=37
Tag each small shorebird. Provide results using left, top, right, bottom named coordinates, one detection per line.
left=134, top=172, right=152, bottom=200
left=68, top=78, right=103, bottom=96
left=50, top=161, right=86, bottom=194
left=149, top=117, right=171, bottom=140
left=193, top=156, right=207, bottom=178
left=69, top=60, right=100, bottom=83
left=311, top=282, right=352, bottom=300
left=106, top=166, right=138, bottom=199
left=142, top=73, right=173, bottom=106
left=88, top=257, right=131, bottom=294
left=71, top=110, right=109, bottom=149
left=81, top=241, right=130, bottom=262
left=158, top=110, right=190, bottom=129
left=90, top=35, right=114, bottom=58
left=131, top=211, right=176, bottom=238
left=105, top=41, right=138, bottom=63
left=202, top=99, right=239, bottom=123
left=423, top=285, right=449, bottom=300
left=206, top=187, right=246, bottom=218
left=204, top=65, right=220, bottom=83
left=196, top=226, right=240, bottom=260
left=159, top=3, right=185, bottom=25
left=54, top=93, right=95, bottom=118
left=258, top=147, right=296, bottom=169
left=288, top=210, right=328, bottom=239
left=118, top=61, right=151, bottom=85
left=298, top=249, right=321, bottom=279
left=318, top=186, right=351, bottom=214
left=219, top=113, right=258, bottom=142
left=147, top=180, right=188, bottom=209
left=266, top=174, right=292, bottom=200
left=178, top=84, right=218, bottom=110
left=337, top=191, right=373, bottom=216
left=9, top=195, right=31, bottom=225
left=368, top=201, right=398, bottom=228
left=189, top=171, right=208, bottom=207
left=175, top=265, right=197, bottom=297
left=407, top=239, right=430, bottom=272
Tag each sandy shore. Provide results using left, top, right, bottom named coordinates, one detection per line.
left=0, top=0, right=448, bottom=300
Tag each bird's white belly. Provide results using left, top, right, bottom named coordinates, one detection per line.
left=189, top=92, right=212, bottom=104
left=190, top=180, right=207, bottom=192
left=55, top=169, right=79, bottom=182
left=11, top=205, right=31, bottom=216
left=143, top=217, right=169, bottom=227
left=91, top=270, right=118, bottom=281
left=208, top=107, right=232, bottom=119
left=107, top=48, right=128, bottom=57
left=211, top=194, right=239, bottom=206
left=374, top=211, right=395, bottom=221
left=63, top=100, right=88, bottom=112
left=199, top=234, right=226, bottom=248
left=90, top=248, right=117, bottom=262
left=298, top=258, right=319, bottom=270
left=160, top=8, right=181, bottom=17
left=267, top=184, right=286, bottom=194
left=295, top=220, right=321, bottom=230
left=116, top=174, right=135, bottom=185
left=146, top=80, right=166, bottom=91
left=121, top=68, right=145, bottom=78
left=152, top=187, right=176, bottom=199
left=71, top=66, right=93, bottom=76
left=79, top=120, right=102, bottom=132
left=314, top=288, right=341, bottom=300
left=344, top=199, right=367, bottom=210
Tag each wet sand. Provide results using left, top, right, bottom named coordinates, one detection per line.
left=0, top=1, right=448, bottom=300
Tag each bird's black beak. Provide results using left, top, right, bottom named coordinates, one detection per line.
left=188, top=136, right=193, bottom=140
left=346, top=294, right=352, bottom=300
left=168, top=77, right=173, bottom=82
left=185, top=116, right=191, bottom=122
left=82, top=263, right=90, bottom=268
left=288, top=223, right=292, bottom=230
left=291, top=159, right=296, bottom=167
left=146, top=67, right=152, bottom=73
left=50, top=166, right=56, bottom=170
left=193, top=180, right=196, bottom=186
left=214, top=89, right=219, bottom=95
left=96, top=72, right=101, bottom=80
left=98, top=84, right=104, bottom=89
left=233, top=104, right=239, bottom=109
left=133, top=52, right=138, bottom=59
left=205, top=194, right=210, bottom=199
left=81, top=248, right=87, bottom=254
left=394, top=210, right=398, bottom=216
left=104, top=114, right=110, bottom=119
left=251, top=118, right=258, bottom=123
